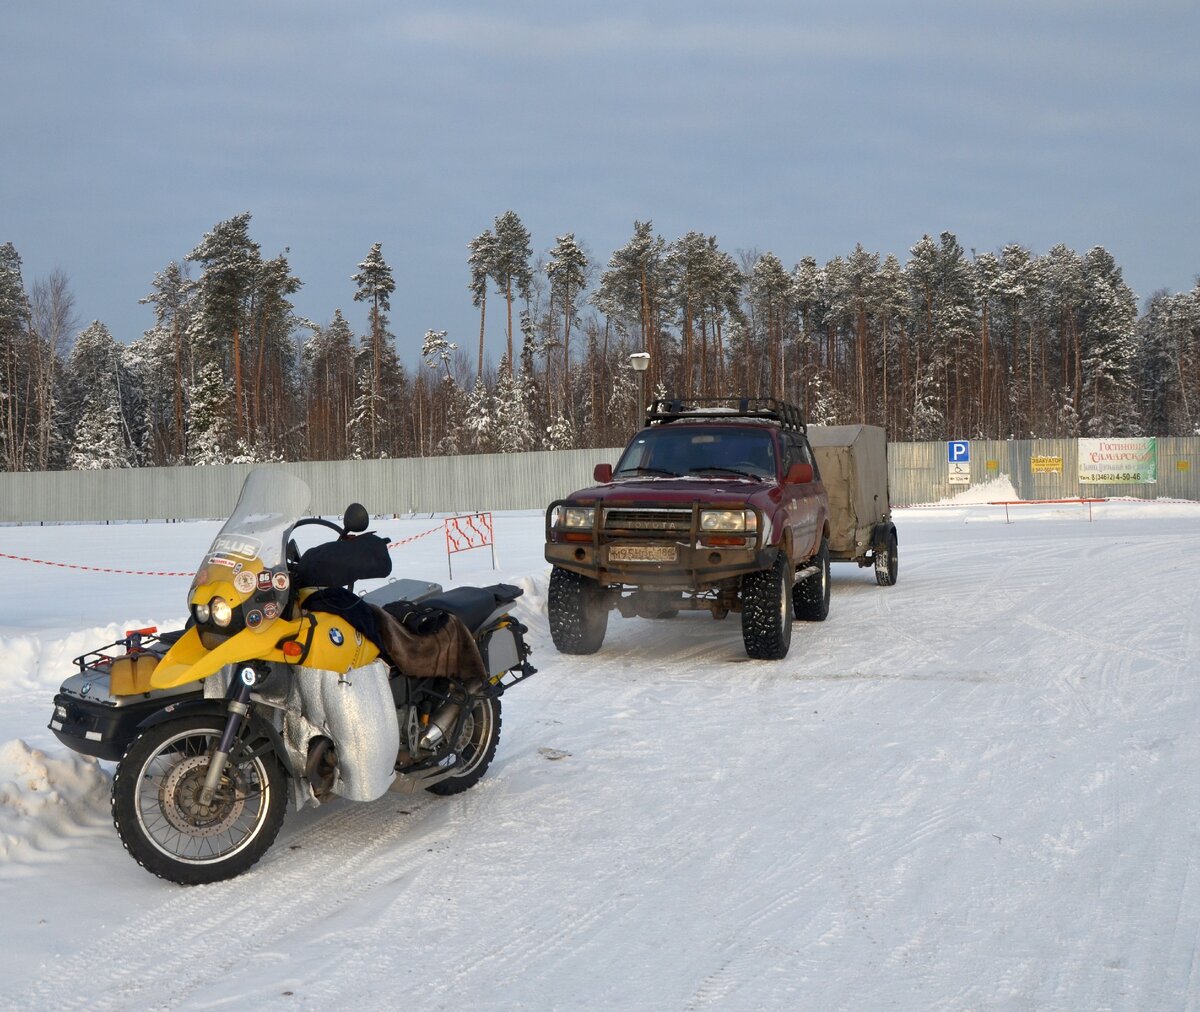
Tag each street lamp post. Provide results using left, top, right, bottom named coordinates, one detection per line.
left=629, top=352, right=650, bottom=431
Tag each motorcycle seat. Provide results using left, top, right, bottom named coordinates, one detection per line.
left=419, top=583, right=523, bottom=633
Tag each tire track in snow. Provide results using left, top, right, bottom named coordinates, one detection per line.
left=11, top=792, right=456, bottom=1010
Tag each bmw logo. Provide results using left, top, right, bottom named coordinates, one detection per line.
left=329, top=628, right=344, bottom=646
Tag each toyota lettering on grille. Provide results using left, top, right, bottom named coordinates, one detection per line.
left=603, top=509, right=691, bottom=533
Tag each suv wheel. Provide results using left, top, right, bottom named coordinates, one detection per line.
left=548, top=566, right=609, bottom=654
left=794, top=536, right=831, bottom=621
left=740, top=551, right=793, bottom=660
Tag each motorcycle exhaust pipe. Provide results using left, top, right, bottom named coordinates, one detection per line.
left=418, top=701, right=462, bottom=751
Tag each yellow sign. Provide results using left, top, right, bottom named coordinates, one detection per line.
left=1032, top=455, right=1063, bottom=475
left=986, top=459, right=999, bottom=471
left=1178, top=460, right=1191, bottom=472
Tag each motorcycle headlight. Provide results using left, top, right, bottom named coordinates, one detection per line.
left=558, top=506, right=595, bottom=529
left=193, top=602, right=211, bottom=624
left=209, top=597, right=233, bottom=628
left=700, top=509, right=757, bottom=532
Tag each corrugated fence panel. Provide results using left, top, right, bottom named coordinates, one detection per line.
left=0, top=449, right=627, bottom=523
left=1, top=440, right=1196, bottom=522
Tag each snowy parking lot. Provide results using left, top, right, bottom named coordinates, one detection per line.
left=2, top=496, right=1199, bottom=1010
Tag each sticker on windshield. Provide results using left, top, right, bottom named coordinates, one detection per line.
left=211, top=535, right=262, bottom=560
left=234, top=571, right=257, bottom=595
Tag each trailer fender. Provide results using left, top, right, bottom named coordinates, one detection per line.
left=870, top=521, right=897, bottom=553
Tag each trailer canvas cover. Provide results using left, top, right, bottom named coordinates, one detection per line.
left=807, top=424, right=890, bottom=560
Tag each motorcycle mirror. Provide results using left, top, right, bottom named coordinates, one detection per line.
left=343, top=503, right=370, bottom=534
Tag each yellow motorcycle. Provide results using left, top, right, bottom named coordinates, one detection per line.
left=91, top=469, right=533, bottom=885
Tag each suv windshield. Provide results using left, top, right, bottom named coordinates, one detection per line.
left=614, top=426, right=778, bottom=480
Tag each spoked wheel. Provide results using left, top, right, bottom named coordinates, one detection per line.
left=111, top=716, right=286, bottom=885
left=426, top=695, right=502, bottom=796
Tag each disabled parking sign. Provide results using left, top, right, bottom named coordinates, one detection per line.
left=948, top=440, right=970, bottom=485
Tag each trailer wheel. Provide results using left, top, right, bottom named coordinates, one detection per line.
left=549, top=566, right=609, bottom=654
left=874, top=530, right=899, bottom=586
left=793, top=536, right=831, bottom=621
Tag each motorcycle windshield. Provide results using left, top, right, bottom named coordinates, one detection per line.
left=190, top=469, right=312, bottom=637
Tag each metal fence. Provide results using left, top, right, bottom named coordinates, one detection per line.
left=0, top=448, right=625, bottom=523
left=1, top=438, right=1197, bottom=523
left=888, top=437, right=1200, bottom=506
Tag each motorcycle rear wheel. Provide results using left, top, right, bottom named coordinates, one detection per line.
left=426, top=695, right=502, bottom=796
left=111, top=716, right=287, bottom=885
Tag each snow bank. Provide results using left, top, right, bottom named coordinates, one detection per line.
left=936, top=474, right=1020, bottom=503
left=0, top=740, right=111, bottom=864
left=0, top=621, right=172, bottom=693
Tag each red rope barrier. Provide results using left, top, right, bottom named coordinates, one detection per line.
left=387, top=524, right=443, bottom=549
left=0, top=552, right=192, bottom=577
left=0, top=522, right=446, bottom=578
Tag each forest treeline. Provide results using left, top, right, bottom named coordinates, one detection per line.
left=1, top=212, right=1197, bottom=472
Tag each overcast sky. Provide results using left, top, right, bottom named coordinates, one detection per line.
left=3, top=1, right=1197, bottom=367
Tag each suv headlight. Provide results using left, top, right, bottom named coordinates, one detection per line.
left=557, top=506, right=595, bottom=529
left=699, top=509, right=757, bottom=532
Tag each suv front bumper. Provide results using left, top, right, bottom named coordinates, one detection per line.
left=545, top=500, right=776, bottom=590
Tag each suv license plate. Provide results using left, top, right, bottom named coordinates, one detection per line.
left=609, top=545, right=677, bottom=563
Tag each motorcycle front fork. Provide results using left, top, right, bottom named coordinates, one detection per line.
left=199, top=669, right=257, bottom=806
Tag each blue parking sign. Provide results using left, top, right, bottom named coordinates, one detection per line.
left=948, top=440, right=970, bottom=463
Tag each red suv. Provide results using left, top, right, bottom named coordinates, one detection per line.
left=545, top=397, right=831, bottom=660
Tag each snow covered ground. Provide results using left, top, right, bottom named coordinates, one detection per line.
left=1, top=494, right=1199, bottom=1010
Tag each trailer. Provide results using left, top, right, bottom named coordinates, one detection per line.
left=807, top=424, right=898, bottom=586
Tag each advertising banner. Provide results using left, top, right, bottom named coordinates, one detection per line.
left=1078, top=437, right=1157, bottom=484
left=1031, top=455, right=1063, bottom=475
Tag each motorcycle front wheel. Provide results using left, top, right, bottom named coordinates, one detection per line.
left=426, top=695, right=502, bottom=796
left=111, top=715, right=287, bottom=885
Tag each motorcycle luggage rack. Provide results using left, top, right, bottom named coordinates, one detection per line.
left=645, top=396, right=807, bottom=435
left=483, top=659, right=537, bottom=698
left=71, top=628, right=170, bottom=674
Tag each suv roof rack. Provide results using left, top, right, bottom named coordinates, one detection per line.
left=645, top=396, right=807, bottom=435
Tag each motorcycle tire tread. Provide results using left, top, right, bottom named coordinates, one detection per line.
left=425, top=697, right=502, bottom=796
left=111, top=716, right=288, bottom=886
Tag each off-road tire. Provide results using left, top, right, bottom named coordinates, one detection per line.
left=111, top=716, right=287, bottom=886
left=740, top=551, right=793, bottom=660
left=548, top=566, right=609, bottom=654
left=794, top=536, right=831, bottom=621
left=426, top=695, right=502, bottom=796
left=874, top=530, right=899, bottom=586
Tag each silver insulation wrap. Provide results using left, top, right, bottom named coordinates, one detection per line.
left=284, top=662, right=398, bottom=802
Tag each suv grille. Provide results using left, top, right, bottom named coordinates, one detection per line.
left=603, top=508, right=692, bottom=536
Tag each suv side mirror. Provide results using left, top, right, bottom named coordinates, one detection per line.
left=785, top=462, right=814, bottom=484
left=343, top=502, right=370, bottom=533
left=594, top=463, right=613, bottom=483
